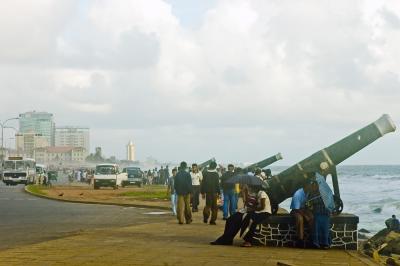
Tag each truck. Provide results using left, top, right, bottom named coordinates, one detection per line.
left=93, top=163, right=127, bottom=189
left=2, top=156, right=36, bottom=186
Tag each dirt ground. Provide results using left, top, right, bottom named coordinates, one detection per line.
left=39, top=185, right=171, bottom=209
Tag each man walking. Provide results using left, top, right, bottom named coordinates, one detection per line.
left=201, top=161, right=220, bottom=225
left=174, top=162, right=192, bottom=224
left=167, top=168, right=178, bottom=216
left=220, top=164, right=237, bottom=220
left=190, top=163, right=203, bottom=212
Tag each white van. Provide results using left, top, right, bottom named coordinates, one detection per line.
left=93, top=164, right=127, bottom=189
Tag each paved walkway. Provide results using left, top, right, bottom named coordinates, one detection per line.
left=0, top=211, right=376, bottom=266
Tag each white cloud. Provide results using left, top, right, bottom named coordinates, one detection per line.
left=68, top=102, right=112, bottom=114
left=0, top=0, right=399, bottom=163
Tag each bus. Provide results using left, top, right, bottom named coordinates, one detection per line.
left=93, top=163, right=127, bottom=189
left=2, top=157, right=36, bottom=186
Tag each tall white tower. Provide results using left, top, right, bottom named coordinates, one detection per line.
left=127, top=140, right=135, bottom=161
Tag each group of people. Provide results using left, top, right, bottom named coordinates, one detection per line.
left=145, top=166, right=170, bottom=185
left=212, top=172, right=334, bottom=249
left=167, top=161, right=251, bottom=224
left=67, top=168, right=91, bottom=183
left=166, top=161, right=272, bottom=247
left=167, top=162, right=334, bottom=249
left=290, top=175, right=333, bottom=249
left=167, top=161, right=225, bottom=225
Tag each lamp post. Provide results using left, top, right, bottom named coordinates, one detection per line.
left=0, top=117, right=19, bottom=164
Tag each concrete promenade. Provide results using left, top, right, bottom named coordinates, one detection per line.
left=0, top=210, right=376, bottom=266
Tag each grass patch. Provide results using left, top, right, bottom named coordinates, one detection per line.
left=119, top=189, right=169, bottom=201
left=26, top=185, right=48, bottom=196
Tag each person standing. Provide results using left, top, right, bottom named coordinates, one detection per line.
left=308, top=180, right=332, bottom=249
left=164, top=165, right=170, bottom=185
left=174, top=162, right=193, bottom=224
left=190, top=163, right=203, bottom=212
left=167, top=168, right=178, bottom=216
left=220, top=164, right=237, bottom=220
left=201, top=161, right=220, bottom=225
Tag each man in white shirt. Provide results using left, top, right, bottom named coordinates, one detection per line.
left=190, top=163, right=203, bottom=212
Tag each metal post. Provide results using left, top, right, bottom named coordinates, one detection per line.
left=0, top=117, right=19, bottom=169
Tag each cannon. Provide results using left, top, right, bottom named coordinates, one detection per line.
left=265, top=114, right=396, bottom=213
left=242, top=153, right=283, bottom=173
left=198, top=157, right=216, bottom=170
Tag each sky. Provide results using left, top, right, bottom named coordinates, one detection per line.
left=0, top=0, right=399, bottom=165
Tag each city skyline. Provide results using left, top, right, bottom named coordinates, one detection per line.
left=0, top=1, right=399, bottom=165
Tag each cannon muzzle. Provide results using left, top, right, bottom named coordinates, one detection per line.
left=266, top=114, right=396, bottom=207
left=243, top=153, right=283, bottom=173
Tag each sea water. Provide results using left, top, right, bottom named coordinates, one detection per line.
left=271, top=165, right=400, bottom=234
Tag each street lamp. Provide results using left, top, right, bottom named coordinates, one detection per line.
left=0, top=117, right=19, bottom=163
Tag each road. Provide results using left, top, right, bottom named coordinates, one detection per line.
left=0, top=183, right=170, bottom=251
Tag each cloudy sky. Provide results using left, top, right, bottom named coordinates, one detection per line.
left=0, top=0, right=399, bottom=165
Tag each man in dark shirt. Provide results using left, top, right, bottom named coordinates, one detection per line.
left=201, top=161, right=220, bottom=225
left=174, top=162, right=192, bottom=224
left=220, top=164, right=237, bottom=220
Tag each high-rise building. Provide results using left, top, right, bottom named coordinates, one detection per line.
left=19, top=111, right=55, bottom=146
left=127, top=140, right=135, bottom=161
left=15, top=132, right=49, bottom=158
left=55, top=126, right=90, bottom=153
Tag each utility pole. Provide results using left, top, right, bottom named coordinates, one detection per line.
left=0, top=117, right=19, bottom=170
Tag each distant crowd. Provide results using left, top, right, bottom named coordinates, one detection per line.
left=144, top=165, right=272, bottom=186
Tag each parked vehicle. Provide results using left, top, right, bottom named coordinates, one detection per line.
left=121, top=167, right=144, bottom=187
left=2, top=157, right=36, bottom=185
left=47, top=170, right=58, bottom=182
left=93, top=164, right=127, bottom=189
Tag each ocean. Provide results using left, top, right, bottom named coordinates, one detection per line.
left=270, top=165, right=400, bottom=235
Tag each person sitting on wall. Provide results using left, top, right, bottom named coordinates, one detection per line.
left=290, top=177, right=314, bottom=247
left=385, top=215, right=400, bottom=232
left=210, top=184, right=257, bottom=245
left=240, top=185, right=272, bottom=247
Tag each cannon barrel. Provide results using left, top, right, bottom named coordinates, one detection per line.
left=266, top=114, right=396, bottom=205
left=243, top=153, right=283, bottom=173
left=198, top=157, right=216, bottom=169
